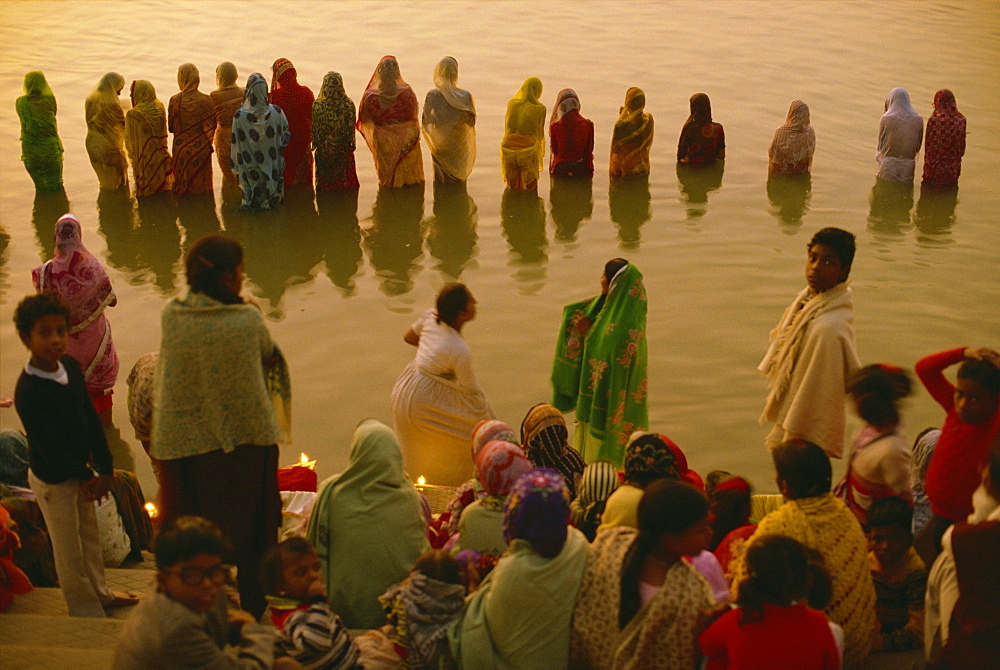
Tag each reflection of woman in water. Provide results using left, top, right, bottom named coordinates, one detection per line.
left=551, top=259, right=648, bottom=466
left=610, top=88, right=653, bottom=179
left=391, top=284, right=495, bottom=486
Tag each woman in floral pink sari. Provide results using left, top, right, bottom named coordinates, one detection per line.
left=357, top=56, right=424, bottom=188
left=31, top=214, right=119, bottom=424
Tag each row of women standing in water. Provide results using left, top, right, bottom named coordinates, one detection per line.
left=18, top=58, right=968, bottom=205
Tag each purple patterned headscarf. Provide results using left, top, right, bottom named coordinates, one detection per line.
left=502, top=468, right=570, bottom=557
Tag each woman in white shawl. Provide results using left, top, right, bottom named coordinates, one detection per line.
left=422, top=56, right=476, bottom=184
left=231, top=73, right=290, bottom=210
left=769, top=99, right=815, bottom=174
left=876, top=87, right=923, bottom=182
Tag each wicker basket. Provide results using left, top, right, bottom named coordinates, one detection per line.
left=415, top=483, right=457, bottom=516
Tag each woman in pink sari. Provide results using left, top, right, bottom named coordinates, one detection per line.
left=358, top=56, right=424, bottom=188
left=31, top=214, right=119, bottom=424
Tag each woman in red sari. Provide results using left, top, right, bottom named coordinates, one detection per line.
left=921, top=89, right=966, bottom=190
left=358, top=56, right=424, bottom=188
left=677, top=93, right=725, bottom=163
left=549, top=89, right=594, bottom=178
left=31, top=214, right=120, bottom=424
left=270, top=58, right=314, bottom=188
left=168, top=63, right=217, bottom=195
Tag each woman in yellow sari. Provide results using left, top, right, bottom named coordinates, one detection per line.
left=168, top=63, right=217, bottom=195
left=357, top=56, right=424, bottom=188
left=16, top=71, right=64, bottom=193
left=501, top=77, right=546, bottom=190
left=125, top=80, right=172, bottom=197
left=609, top=87, right=654, bottom=179
left=210, top=62, right=243, bottom=181
left=85, top=72, right=128, bottom=190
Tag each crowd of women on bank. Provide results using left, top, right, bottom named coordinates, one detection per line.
left=18, top=57, right=966, bottom=208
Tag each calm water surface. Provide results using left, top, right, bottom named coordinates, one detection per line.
left=1, top=1, right=998, bottom=497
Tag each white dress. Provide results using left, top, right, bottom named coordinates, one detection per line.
left=391, top=309, right=494, bottom=486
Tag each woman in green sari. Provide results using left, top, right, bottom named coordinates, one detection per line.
left=16, top=72, right=64, bottom=193
left=551, top=258, right=648, bottom=467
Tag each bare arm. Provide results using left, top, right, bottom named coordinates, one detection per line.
left=404, top=328, right=420, bottom=347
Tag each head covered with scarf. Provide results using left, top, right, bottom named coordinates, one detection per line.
left=503, top=468, right=571, bottom=558
left=433, top=56, right=473, bottom=113
left=577, top=460, right=620, bottom=508
left=471, top=419, right=517, bottom=460
left=216, top=62, right=238, bottom=89
left=623, top=431, right=683, bottom=488
left=475, top=440, right=533, bottom=498
left=176, top=63, right=200, bottom=93
left=520, top=403, right=586, bottom=496
left=550, top=88, right=581, bottom=126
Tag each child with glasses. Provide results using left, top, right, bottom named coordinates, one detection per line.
left=113, top=516, right=276, bottom=669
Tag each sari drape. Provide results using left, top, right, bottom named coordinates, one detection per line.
left=876, top=87, right=923, bottom=182
left=358, top=55, right=424, bottom=188
left=232, top=73, right=291, bottom=210
left=769, top=99, right=815, bottom=174
left=16, top=71, right=63, bottom=193
left=551, top=262, right=648, bottom=466
left=209, top=62, right=243, bottom=181
left=270, top=59, right=314, bottom=187
left=305, top=420, right=429, bottom=629
left=422, top=56, right=476, bottom=183
left=549, top=89, right=594, bottom=177
left=609, top=88, right=653, bottom=178
left=84, top=72, right=128, bottom=189
left=31, top=214, right=119, bottom=398
left=520, top=403, right=586, bottom=497
left=168, top=63, right=217, bottom=195
left=125, top=80, right=173, bottom=197
left=501, top=77, right=546, bottom=189
left=678, top=92, right=725, bottom=163
left=921, top=89, right=965, bottom=190
left=312, top=71, right=359, bottom=191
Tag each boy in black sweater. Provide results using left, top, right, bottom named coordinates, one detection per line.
left=13, top=293, right=136, bottom=616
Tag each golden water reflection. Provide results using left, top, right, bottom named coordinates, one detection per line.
left=610, top=175, right=651, bottom=249
left=500, top=188, right=547, bottom=294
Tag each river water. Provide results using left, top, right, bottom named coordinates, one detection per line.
left=1, top=1, right=998, bottom=497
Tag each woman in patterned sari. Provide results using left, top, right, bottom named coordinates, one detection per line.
left=270, top=58, right=314, bottom=188
left=501, top=77, right=546, bottom=190
left=551, top=258, right=648, bottom=467
left=677, top=92, right=725, bottom=163
left=168, top=63, right=217, bottom=195
left=312, top=71, right=359, bottom=191
left=358, top=56, right=424, bottom=188
left=84, top=72, right=128, bottom=190
left=769, top=99, right=815, bottom=175
left=921, top=89, right=966, bottom=190
left=422, top=56, right=476, bottom=184
left=32, top=214, right=120, bottom=424
left=125, top=80, right=172, bottom=197
left=210, top=62, right=243, bottom=181
left=16, top=71, right=63, bottom=193
left=232, top=73, right=290, bottom=210
left=609, top=87, right=653, bottom=179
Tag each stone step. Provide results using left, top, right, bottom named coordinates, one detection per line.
left=0, top=614, right=121, bottom=669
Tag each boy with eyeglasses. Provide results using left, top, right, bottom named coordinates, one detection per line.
left=114, top=516, right=275, bottom=669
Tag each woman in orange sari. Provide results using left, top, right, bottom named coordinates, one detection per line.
left=501, top=77, right=546, bottom=190
left=210, top=62, right=243, bottom=181
left=84, top=72, right=128, bottom=190
left=358, top=56, right=424, bottom=188
left=168, top=63, right=217, bottom=195
left=270, top=58, right=314, bottom=188
left=609, top=88, right=654, bottom=179
left=125, top=80, right=172, bottom=197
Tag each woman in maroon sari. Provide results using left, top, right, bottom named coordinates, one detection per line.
left=921, top=89, right=966, bottom=190
left=677, top=93, right=725, bottom=163
left=168, top=63, right=217, bottom=195
left=270, top=58, right=314, bottom=188
left=549, top=89, right=594, bottom=178
left=357, top=56, right=424, bottom=188
left=31, top=214, right=119, bottom=424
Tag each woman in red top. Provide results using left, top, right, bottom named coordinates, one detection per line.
left=270, top=58, right=315, bottom=188
left=549, top=89, right=594, bottom=178
left=357, top=56, right=424, bottom=189
left=921, top=89, right=966, bottom=190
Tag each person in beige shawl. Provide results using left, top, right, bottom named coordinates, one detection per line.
left=769, top=99, right=815, bottom=174
left=209, top=62, right=243, bottom=181
left=759, top=227, right=861, bottom=458
left=125, top=80, right=172, bottom=197
left=85, top=72, right=128, bottom=190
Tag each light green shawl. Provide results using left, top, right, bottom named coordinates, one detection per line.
left=551, top=262, right=648, bottom=466
left=16, top=71, right=63, bottom=192
left=306, top=419, right=429, bottom=629
left=449, top=527, right=590, bottom=669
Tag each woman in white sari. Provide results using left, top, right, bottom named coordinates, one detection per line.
left=422, top=56, right=476, bottom=183
left=391, top=284, right=494, bottom=487
left=876, top=87, right=923, bottom=182
left=769, top=99, right=815, bottom=174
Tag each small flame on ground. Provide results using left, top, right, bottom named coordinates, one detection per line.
left=300, top=452, right=309, bottom=464
left=145, top=502, right=158, bottom=518
left=417, top=476, right=426, bottom=487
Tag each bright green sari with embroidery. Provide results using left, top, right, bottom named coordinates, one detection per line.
left=550, top=262, right=648, bottom=466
